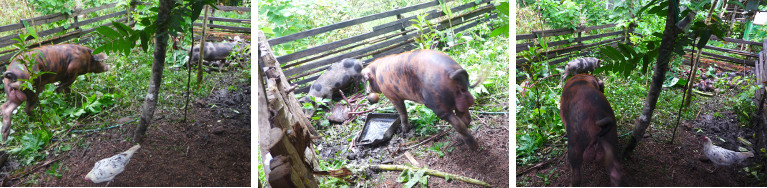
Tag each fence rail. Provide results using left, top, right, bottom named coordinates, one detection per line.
left=261, top=0, right=498, bottom=94
left=192, top=5, right=251, bottom=36
left=0, top=2, right=131, bottom=65
left=516, top=24, right=763, bottom=71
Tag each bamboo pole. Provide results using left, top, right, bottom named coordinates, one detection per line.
left=370, top=164, right=491, bottom=187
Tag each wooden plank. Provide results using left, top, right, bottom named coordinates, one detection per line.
left=293, top=45, right=414, bottom=94
left=517, top=33, right=536, bottom=40
left=684, top=48, right=754, bottom=66
left=289, top=16, right=488, bottom=87
left=192, top=23, right=249, bottom=32
left=0, top=18, right=128, bottom=64
left=73, top=2, right=119, bottom=17
left=517, top=23, right=619, bottom=41
left=277, top=2, right=490, bottom=65
left=373, top=0, right=491, bottom=30
left=195, top=16, right=250, bottom=23
left=267, top=0, right=443, bottom=46
left=517, top=30, right=623, bottom=52
left=0, top=2, right=118, bottom=33
left=0, top=14, right=67, bottom=33
left=284, top=31, right=418, bottom=77
left=276, top=24, right=404, bottom=65
left=281, top=3, right=491, bottom=71
left=580, top=24, right=618, bottom=32
left=282, top=28, right=408, bottom=69
left=0, top=10, right=125, bottom=49
left=710, top=35, right=762, bottom=46
left=701, top=45, right=758, bottom=58
left=282, top=4, right=492, bottom=77
left=518, top=36, right=624, bottom=64
left=213, top=5, right=251, bottom=12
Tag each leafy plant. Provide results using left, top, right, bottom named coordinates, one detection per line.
left=93, top=0, right=216, bottom=56
left=45, top=162, right=63, bottom=178
left=65, top=94, right=116, bottom=118
left=258, top=0, right=313, bottom=37
left=317, top=158, right=349, bottom=188
left=9, top=129, right=52, bottom=166
left=397, top=167, right=428, bottom=188
left=411, top=13, right=439, bottom=50
left=490, top=1, right=509, bottom=37
left=427, top=141, right=449, bottom=158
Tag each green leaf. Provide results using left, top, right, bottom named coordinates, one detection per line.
left=495, top=2, right=509, bottom=16
left=696, top=29, right=712, bottom=49
left=727, top=0, right=745, bottom=9
left=96, top=26, right=120, bottom=39
left=22, top=20, right=38, bottom=39
left=490, top=25, right=509, bottom=37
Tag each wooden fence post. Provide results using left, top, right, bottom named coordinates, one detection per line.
left=259, top=30, right=320, bottom=188
left=577, top=25, right=583, bottom=46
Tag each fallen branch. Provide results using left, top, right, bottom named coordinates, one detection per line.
left=406, top=130, right=450, bottom=150
left=516, top=159, right=555, bottom=175
left=6, top=155, right=66, bottom=186
left=370, top=164, right=490, bottom=187
left=692, top=88, right=714, bottom=96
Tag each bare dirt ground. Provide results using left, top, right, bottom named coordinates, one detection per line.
left=517, top=71, right=765, bottom=187
left=317, top=111, right=509, bottom=187
left=1, top=75, right=251, bottom=186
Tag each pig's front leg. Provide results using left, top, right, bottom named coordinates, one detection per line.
left=56, top=76, right=76, bottom=94
left=23, top=90, right=38, bottom=116
left=443, top=112, right=478, bottom=149
left=390, top=97, right=411, bottom=133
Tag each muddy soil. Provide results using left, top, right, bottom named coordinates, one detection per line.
left=2, top=79, right=251, bottom=186
left=517, top=71, right=764, bottom=186
left=318, top=111, right=509, bottom=187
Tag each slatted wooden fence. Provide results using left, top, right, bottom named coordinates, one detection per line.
left=515, top=23, right=627, bottom=69
left=516, top=24, right=763, bottom=71
left=0, top=1, right=133, bottom=65
left=192, top=5, right=251, bottom=38
left=263, top=0, right=498, bottom=94
left=682, top=35, right=762, bottom=68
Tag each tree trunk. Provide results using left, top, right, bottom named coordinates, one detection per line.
left=134, top=0, right=172, bottom=143
left=623, top=0, right=681, bottom=158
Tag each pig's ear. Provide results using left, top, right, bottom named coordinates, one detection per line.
left=93, top=53, right=108, bottom=62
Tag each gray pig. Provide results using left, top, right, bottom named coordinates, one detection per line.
left=560, top=57, right=603, bottom=85
left=298, top=59, right=364, bottom=105
left=189, top=36, right=247, bottom=64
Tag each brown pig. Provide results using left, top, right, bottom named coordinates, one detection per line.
left=560, top=74, right=621, bottom=186
left=2, top=44, right=109, bottom=141
left=361, top=49, right=480, bottom=150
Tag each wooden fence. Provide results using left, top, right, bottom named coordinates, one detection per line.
left=0, top=2, right=251, bottom=68
left=0, top=2, right=131, bottom=65
left=263, top=0, right=498, bottom=94
left=192, top=5, right=251, bottom=39
left=515, top=24, right=627, bottom=69
left=516, top=24, right=763, bottom=71
left=682, top=35, right=761, bottom=68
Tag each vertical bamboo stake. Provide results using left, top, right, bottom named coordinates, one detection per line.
left=197, top=5, right=209, bottom=87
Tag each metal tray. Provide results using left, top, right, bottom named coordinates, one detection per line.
left=356, top=113, right=400, bottom=146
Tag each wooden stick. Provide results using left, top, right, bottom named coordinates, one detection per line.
left=406, top=130, right=449, bottom=150
left=370, top=164, right=490, bottom=187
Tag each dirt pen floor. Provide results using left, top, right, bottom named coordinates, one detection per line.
left=517, top=74, right=765, bottom=186
left=316, top=110, right=509, bottom=187
left=0, top=74, right=251, bottom=186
